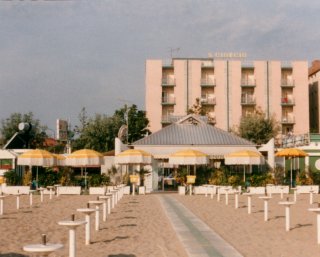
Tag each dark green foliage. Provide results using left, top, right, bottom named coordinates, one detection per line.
left=194, top=166, right=214, bottom=185
left=4, top=170, right=20, bottom=185
left=311, top=171, right=320, bottom=185
left=38, top=168, right=61, bottom=187
left=0, top=112, right=47, bottom=148
left=89, top=174, right=110, bottom=187
left=72, top=105, right=151, bottom=152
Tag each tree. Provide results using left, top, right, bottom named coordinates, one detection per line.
left=72, top=113, right=112, bottom=152
left=71, top=104, right=150, bottom=152
left=237, top=108, right=280, bottom=145
left=0, top=112, right=48, bottom=148
left=113, top=104, right=151, bottom=143
left=187, top=98, right=206, bottom=115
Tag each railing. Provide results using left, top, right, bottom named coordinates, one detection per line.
left=162, top=77, right=175, bottom=86
left=200, top=97, right=216, bottom=105
left=241, top=78, right=256, bottom=86
left=201, top=61, right=214, bottom=68
left=200, top=78, right=216, bottom=86
left=281, top=79, right=295, bottom=87
left=275, top=133, right=310, bottom=148
left=161, top=96, right=176, bottom=105
left=281, top=116, right=295, bottom=124
left=241, top=95, right=256, bottom=105
left=281, top=97, right=295, bottom=105
left=162, top=60, right=173, bottom=67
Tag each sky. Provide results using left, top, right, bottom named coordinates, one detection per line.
left=0, top=0, right=320, bottom=134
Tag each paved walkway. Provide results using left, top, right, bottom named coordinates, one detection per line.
left=159, top=195, right=243, bottom=257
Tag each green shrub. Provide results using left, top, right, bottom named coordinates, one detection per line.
left=89, top=174, right=110, bottom=187
left=4, top=170, right=20, bottom=185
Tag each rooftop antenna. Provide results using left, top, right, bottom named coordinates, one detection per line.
left=169, top=47, right=180, bottom=59
left=117, top=98, right=134, bottom=144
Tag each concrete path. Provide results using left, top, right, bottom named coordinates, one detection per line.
left=159, top=195, right=243, bottom=257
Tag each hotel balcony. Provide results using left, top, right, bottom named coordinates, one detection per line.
left=241, top=94, right=256, bottom=105
left=241, top=78, right=256, bottom=87
left=162, top=77, right=176, bottom=86
left=161, top=115, right=172, bottom=124
left=281, top=116, right=295, bottom=124
left=281, top=79, right=295, bottom=87
left=161, top=96, right=176, bottom=105
left=281, top=97, right=295, bottom=106
left=200, top=78, right=216, bottom=87
left=200, top=96, right=216, bottom=105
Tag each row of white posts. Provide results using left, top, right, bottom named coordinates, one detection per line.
left=0, top=185, right=60, bottom=216
left=19, top=185, right=126, bottom=257
left=201, top=185, right=320, bottom=245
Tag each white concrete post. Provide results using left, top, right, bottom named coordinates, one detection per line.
left=95, top=205, right=100, bottom=231
left=69, top=227, right=76, bottom=257
left=16, top=194, right=20, bottom=210
left=217, top=188, right=220, bottom=202
left=285, top=205, right=290, bottom=231
left=107, top=198, right=111, bottom=215
left=0, top=198, right=4, bottom=215
left=235, top=192, right=239, bottom=209
left=225, top=190, right=229, bottom=205
left=310, top=191, right=314, bottom=205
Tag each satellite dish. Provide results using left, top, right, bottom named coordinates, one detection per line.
left=118, top=125, right=128, bottom=142
left=18, top=123, right=32, bottom=132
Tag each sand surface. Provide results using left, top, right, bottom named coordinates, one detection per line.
left=1, top=192, right=320, bottom=257
left=174, top=193, right=320, bottom=257
left=0, top=193, right=187, bottom=257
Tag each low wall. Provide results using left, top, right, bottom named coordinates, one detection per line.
left=218, top=186, right=241, bottom=194
left=296, top=185, right=319, bottom=194
left=123, top=186, right=130, bottom=195
left=57, top=186, right=81, bottom=195
left=89, top=187, right=106, bottom=195
left=1, top=185, right=30, bottom=195
left=247, top=187, right=266, bottom=195
left=266, top=185, right=289, bottom=194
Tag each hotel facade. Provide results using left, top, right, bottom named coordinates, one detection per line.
left=145, top=58, right=309, bottom=136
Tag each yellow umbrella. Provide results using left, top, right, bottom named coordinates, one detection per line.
left=66, top=149, right=104, bottom=167
left=275, top=148, right=308, bottom=187
left=115, top=149, right=152, bottom=165
left=115, top=149, right=152, bottom=184
left=66, top=149, right=104, bottom=189
left=52, top=154, right=66, bottom=166
left=17, top=149, right=56, bottom=187
left=169, top=149, right=208, bottom=176
left=225, top=150, right=265, bottom=182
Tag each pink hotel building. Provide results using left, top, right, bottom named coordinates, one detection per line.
left=145, top=58, right=309, bottom=135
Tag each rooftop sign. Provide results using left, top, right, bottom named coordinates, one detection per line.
left=214, top=52, right=247, bottom=59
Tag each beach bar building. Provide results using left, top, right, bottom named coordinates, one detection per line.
left=114, top=115, right=260, bottom=192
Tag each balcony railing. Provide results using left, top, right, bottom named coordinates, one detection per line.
left=200, top=97, right=216, bottom=105
left=162, top=96, right=176, bottom=105
left=281, top=79, right=295, bottom=87
left=281, top=97, right=295, bottom=106
left=281, top=116, right=295, bottom=124
left=162, top=77, right=175, bottom=86
left=200, top=78, right=216, bottom=87
left=241, top=78, right=256, bottom=87
left=241, top=95, right=256, bottom=105
left=161, top=115, right=173, bottom=124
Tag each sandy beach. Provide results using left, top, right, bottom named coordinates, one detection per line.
left=174, top=193, right=320, bottom=257
left=0, top=193, right=187, bottom=257
left=0, top=192, right=320, bottom=257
